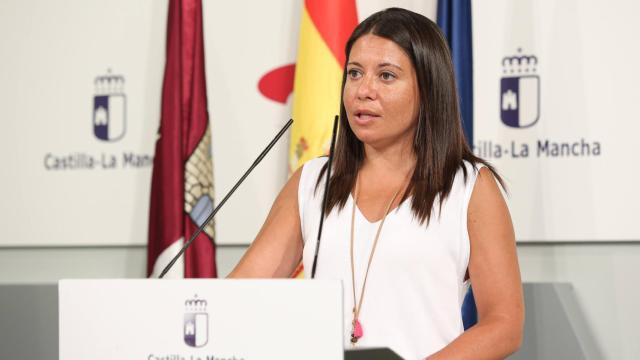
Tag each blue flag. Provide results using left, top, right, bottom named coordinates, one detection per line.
left=437, top=0, right=474, bottom=144
left=437, top=0, right=477, bottom=330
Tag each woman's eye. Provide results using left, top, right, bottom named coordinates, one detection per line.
left=380, top=71, right=396, bottom=81
left=347, top=69, right=361, bottom=79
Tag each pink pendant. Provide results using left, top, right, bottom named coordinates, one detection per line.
left=350, top=319, right=363, bottom=343
left=354, top=320, right=363, bottom=337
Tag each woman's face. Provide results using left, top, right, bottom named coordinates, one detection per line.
left=343, top=34, right=420, bottom=150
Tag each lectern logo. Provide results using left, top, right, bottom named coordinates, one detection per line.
left=93, top=69, right=127, bottom=141
left=184, top=295, right=209, bottom=347
left=500, top=48, right=540, bottom=128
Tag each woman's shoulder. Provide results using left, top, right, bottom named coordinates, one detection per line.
left=300, top=156, right=329, bottom=182
left=298, top=156, right=329, bottom=194
left=459, top=159, right=486, bottom=182
left=302, top=156, right=329, bottom=172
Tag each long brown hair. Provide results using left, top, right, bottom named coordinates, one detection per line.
left=317, top=7, right=503, bottom=224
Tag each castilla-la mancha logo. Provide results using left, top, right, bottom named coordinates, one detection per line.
left=184, top=295, right=209, bottom=347
left=500, top=48, right=540, bottom=128
left=93, top=69, right=127, bottom=142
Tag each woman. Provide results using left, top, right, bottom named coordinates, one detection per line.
left=229, top=8, right=524, bottom=359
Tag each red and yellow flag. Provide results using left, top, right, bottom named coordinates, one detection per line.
left=289, top=0, right=358, bottom=172
left=289, top=0, right=358, bottom=277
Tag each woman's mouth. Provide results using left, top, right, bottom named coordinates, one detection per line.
left=354, top=110, right=381, bottom=125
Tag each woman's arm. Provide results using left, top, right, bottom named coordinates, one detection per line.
left=428, top=167, right=525, bottom=359
left=227, top=167, right=304, bottom=278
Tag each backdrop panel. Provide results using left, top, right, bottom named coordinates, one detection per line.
left=473, top=0, right=640, bottom=241
left=0, top=0, right=166, bottom=246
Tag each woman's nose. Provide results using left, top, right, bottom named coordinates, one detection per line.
left=356, top=75, right=377, bottom=100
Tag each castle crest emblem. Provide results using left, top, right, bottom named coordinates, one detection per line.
left=93, top=70, right=126, bottom=141
left=500, top=49, right=540, bottom=128
left=184, top=295, right=209, bottom=347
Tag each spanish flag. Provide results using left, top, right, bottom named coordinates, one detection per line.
left=289, top=0, right=358, bottom=277
left=288, top=0, right=358, bottom=172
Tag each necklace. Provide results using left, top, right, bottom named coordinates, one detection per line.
left=349, top=176, right=401, bottom=345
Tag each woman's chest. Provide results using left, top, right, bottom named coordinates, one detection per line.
left=303, top=202, right=464, bottom=279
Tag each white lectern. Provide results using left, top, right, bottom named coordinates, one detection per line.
left=59, top=279, right=343, bottom=360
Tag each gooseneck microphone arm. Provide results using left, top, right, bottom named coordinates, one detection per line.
left=310, top=115, right=339, bottom=279
left=159, top=119, right=294, bottom=278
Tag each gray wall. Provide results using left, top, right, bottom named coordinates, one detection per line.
left=0, top=245, right=244, bottom=282
left=517, top=242, right=640, bottom=359
left=1, top=242, right=639, bottom=358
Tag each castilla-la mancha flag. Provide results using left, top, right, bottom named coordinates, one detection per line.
left=289, top=0, right=358, bottom=277
left=147, top=0, right=217, bottom=278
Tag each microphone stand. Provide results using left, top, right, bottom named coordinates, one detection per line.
left=310, top=115, right=339, bottom=279
left=159, top=119, right=293, bottom=278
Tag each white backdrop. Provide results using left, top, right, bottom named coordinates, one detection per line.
left=473, top=0, right=640, bottom=241
left=1, top=0, right=636, bottom=247
left=0, top=0, right=166, bottom=246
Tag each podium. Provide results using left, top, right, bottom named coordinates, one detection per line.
left=60, top=279, right=343, bottom=359
left=59, top=279, right=402, bottom=360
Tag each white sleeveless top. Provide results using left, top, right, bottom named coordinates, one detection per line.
left=298, top=157, right=483, bottom=359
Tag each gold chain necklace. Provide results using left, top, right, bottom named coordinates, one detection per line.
left=350, top=176, right=401, bottom=344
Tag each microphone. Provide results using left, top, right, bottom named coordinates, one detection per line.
left=310, top=115, right=339, bottom=279
left=159, top=119, right=294, bottom=278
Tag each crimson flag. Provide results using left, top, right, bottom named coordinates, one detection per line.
left=147, top=0, right=217, bottom=278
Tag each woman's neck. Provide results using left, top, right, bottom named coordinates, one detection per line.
left=361, top=140, right=416, bottom=178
